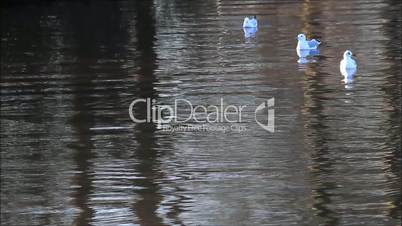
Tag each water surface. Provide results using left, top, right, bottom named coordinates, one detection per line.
left=1, top=0, right=401, bottom=225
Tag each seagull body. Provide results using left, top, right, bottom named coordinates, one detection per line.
left=296, top=48, right=320, bottom=58
left=243, top=27, right=258, bottom=38
left=343, top=68, right=357, bottom=84
left=340, top=50, right=357, bottom=85
left=340, top=50, right=357, bottom=73
left=296, top=34, right=321, bottom=50
left=243, top=16, right=258, bottom=28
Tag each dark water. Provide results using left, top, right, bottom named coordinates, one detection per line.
left=1, top=0, right=401, bottom=225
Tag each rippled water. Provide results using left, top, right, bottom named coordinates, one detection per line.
left=1, top=0, right=401, bottom=225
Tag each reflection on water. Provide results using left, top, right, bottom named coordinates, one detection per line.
left=342, top=67, right=357, bottom=89
left=1, top=0, right=401, bottom=225
left=243, top=27, right=258, bottom=39
left=297, top=49, right=320, bottom=65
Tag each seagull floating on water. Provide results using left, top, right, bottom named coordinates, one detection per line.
left=340, top=50, right=357, bottom=71
left=296, top=34, right=321, bottom=50
left=340, top=50, right=357, bottom=85
left=243, top=16, right=258, bottom=28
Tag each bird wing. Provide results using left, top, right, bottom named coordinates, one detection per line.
left=243, top=17, right=249, bottom=27
left=308, top=39, right=321, bottom=48
left=351, top=58, right=357, bottom=68
left=250, top=19, right=258, bottom=27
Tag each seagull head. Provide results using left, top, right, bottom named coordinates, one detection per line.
left=343, top=50, right=353, bottom=58
left=297, top=34, right=306, bottom=41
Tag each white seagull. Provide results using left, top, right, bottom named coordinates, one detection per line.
left=340, top=50, right=357, bottom=84
left=243, top=16, right=258, bottom=28
left=296, top=33, right=321, bottom=50
left=340, top=50, right=357, bottom=71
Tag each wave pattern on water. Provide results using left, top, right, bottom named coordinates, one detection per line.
left=1, top=0, right=401, bottom=226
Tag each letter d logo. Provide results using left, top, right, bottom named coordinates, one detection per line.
left=254, top=98, right=274, bottom=132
